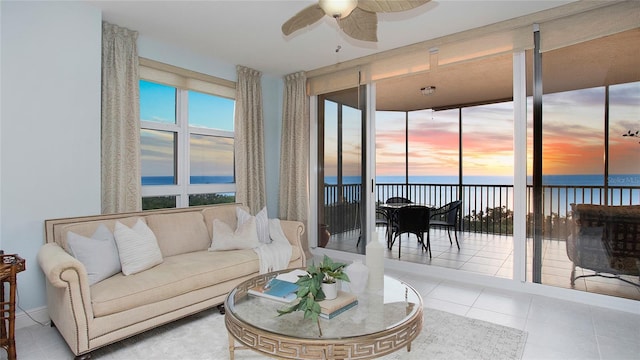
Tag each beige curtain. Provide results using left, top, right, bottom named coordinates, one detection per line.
left=279, top=71, right=310, bottom=257
left=101, top=22, right=141, bottom=214
left=234, top=65, right=266, bottom=213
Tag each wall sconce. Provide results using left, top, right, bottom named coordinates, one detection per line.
left=420, top=86, right=436, bottom=95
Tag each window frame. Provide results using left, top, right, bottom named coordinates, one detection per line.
left=139, top=58, right=236, bottom=208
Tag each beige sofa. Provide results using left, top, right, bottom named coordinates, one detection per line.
left=37, top=204, right=305, bottom=358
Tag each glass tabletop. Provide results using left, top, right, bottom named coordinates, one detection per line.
left=226, top=272, right=422, bottom=340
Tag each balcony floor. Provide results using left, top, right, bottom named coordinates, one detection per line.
left=324, top=226, right=640, bottom=301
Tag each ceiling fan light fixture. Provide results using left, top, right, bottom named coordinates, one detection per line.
left=319, top=0, right=358, bottom=19
left=420, top=86, right=436, bottom=96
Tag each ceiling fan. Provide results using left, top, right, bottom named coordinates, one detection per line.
left=282, top=0, right=431, bottom=42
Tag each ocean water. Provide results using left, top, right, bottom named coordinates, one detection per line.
left=142, top=175, right=233, bottom=185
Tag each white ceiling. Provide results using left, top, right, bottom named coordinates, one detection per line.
left=88, top=0, right=576, bottom=77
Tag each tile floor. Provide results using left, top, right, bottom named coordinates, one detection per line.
left=8, top=266, right=640, bottom=360
left=326, top=227, right=640, bottom=301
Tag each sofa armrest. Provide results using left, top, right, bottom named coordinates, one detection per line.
left=37, top=243, right=94, bottom=355
left=38, top=243, right=87, bottom=287
left=279, top=220, right=306, bottom=265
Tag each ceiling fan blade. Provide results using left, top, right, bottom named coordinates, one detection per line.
left=357, top=0, right=431, bottom=13
left=338, top=8, right=378, bottom=42
left=282, top=5, right=326, bottom=36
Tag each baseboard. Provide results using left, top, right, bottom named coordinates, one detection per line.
left=16, top=306, right=50, bottom=329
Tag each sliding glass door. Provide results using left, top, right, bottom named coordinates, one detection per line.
left=527, top=29, right=640, bottom=299
left=317, top=86, right=368, bottom=254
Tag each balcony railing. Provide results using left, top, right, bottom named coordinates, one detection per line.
left=322, top=183, right=640, bottom=239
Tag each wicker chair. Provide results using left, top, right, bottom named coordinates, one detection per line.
left=429, top=200, right=462, bottom=250
left=567, top=203, right=640, bottom=287
left=389, top=205, right=431, bottom=258
left=384, top=197, right=413, bottom=242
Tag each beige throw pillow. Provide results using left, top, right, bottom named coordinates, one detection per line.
left=236, top=206, right=270, bottom=244
left=209, top=217, right=260, bottom=251
left=67, top=224, right=121, bottom=285
left=114, top=220, right=163, bottom=275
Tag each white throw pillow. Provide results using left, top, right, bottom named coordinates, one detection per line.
left=236, top=206, right=270, bottom=244
left=209, top=217, right=260, bottom=251
left=114, top=220, right=163, bottom=275
left=67, top=224, right=121, bottom=285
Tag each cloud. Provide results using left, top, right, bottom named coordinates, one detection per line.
left=326, top=82, right=639, bottom=179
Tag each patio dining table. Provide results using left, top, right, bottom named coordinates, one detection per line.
left=378, top=203, right=433, bottom=249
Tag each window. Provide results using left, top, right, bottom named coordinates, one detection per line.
left=139, top=60, right=236, bottom=210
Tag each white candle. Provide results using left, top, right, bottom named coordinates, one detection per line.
left=366, top=232, right=384, bottom=291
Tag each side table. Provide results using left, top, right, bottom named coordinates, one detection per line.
left=0, top=254, right=25, bottom=360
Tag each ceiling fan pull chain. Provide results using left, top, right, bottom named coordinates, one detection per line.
left=335, top=25, right=343, bottom=58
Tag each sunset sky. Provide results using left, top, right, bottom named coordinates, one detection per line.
left=325, top=81, right=639, bottom=180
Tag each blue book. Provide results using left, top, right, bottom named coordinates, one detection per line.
left=248, top=278, right=299, bottom=303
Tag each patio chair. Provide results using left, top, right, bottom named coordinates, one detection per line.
left=389, top=205, right=431, bottom=258
left=358, top=208, right=390, bottom=247
left=376, top=207, right=390, bottom=239
left=429, top=200, right=462, bottom=250
left=384, top=197, right=413, bottom=242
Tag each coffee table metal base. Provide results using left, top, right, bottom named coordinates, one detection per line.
left=225, top=307, right=423, bottom=359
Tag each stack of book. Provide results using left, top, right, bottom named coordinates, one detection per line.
left=318, top=291, right=358, bottom=319
left=248, top=278, right=299, bottom=303
left=247, top=269, right=308, bottom=303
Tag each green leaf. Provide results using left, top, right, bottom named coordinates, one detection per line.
left=303, top=308, right=315, bottom=320
left=310, top=301, right=321, bottom=313
left=296, top=276, right=311, bottom=286
left=297, top=286, right=310, bottom=298
left=303, top=306, right=320, bottom=322
left=277, top=301, right=301, bottom=316
left=304, top=296, right=315, bottom=309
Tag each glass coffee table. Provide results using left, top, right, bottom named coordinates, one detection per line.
left=224, top=270, right=423, bottom=359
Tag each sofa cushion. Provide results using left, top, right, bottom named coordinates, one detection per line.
left=67, top=225, right=121, bottom=285
left=145, top=212, right=211, bottom=257
left=90, top=250, right=260, bottom=317
left=573, top=204, right=640, bottom=224
left=209, top=218, right=260, bottom=251
left=237, top=206, right=270, bottom=244
left=202, top=204, right=246, bottom=239
left=114, top=220, right=164, bottom=275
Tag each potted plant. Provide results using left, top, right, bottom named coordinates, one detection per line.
left=318, top=255, right=349, bottom=300
left=277, top=255, right=350, bottom=336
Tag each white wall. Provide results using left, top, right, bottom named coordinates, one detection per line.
left=1, top=2, right=102, bottom=310
left=137, top=34, right=236, bottom=82
left=262, top=74, right=284, bottom=217
left=0, top=1, right=285, bottom=315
